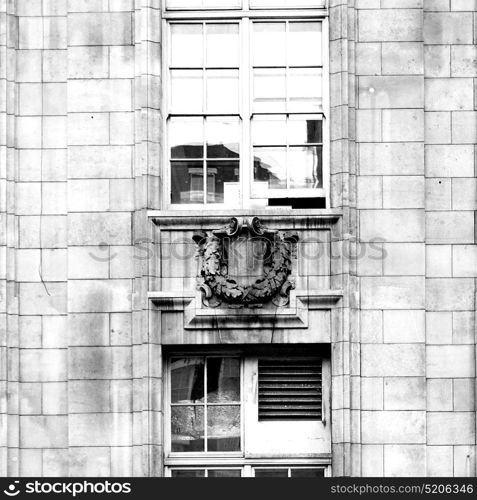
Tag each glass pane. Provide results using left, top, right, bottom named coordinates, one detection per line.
left=171, top=24, right=203, bottom=68
left=171, top=406, right=204, bottom=452
left=206, top=70, right=239, bottom=113
left=207, top=161, right=240, bottom=204
left=207, top=405, right=240, bottom=451
left=207, top=357, right=240, bottom=403
left=253, top=69, right=286, bottom=113
left=171, top=70, right=203, bottom=113
left=206, top=117, right=240, bottom=158
left=252, top=23, right=286, bottom=67
left=288, top=68, right=322, bottom=112
left=288, top=23, right=322, bottom=67
left=171, top=357, right=205, bottom=403
left=288, top=117, right=323, bottom=145
left=254, top=469, right=289, bottom=478
left=170, top=118, right=204, bottom=159
left=288, top=146, right=322, bottom=189
left=204, top=0, right=242, bottom=6
left=206, top=24, right=239, bottom=68
left=291, top=468, right=325, bottom=478
left=252, top=116, right=287, bottom=146
left=253, top=147, right=287, bottom=189
left=208, top=470, right=242, bottom=478
left=171, top=161, right=204, bottom=204
left=171, top=469, right=205, bottom=477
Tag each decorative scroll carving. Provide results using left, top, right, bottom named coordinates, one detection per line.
left=193, top=217, right=298, bottom=308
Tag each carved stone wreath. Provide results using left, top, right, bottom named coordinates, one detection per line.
left=193, top=217, right=299, bottom=308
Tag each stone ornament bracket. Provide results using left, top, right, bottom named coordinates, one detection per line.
left=192, top=216, right=299, bottom=308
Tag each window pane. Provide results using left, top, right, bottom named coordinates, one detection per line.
left=291, top=468, right=325, bottom=478
left=288, top=68, right=322, bottom=112
left=288, top=117, right=323, bottom=145
left=253, top=147, right=287, bottom=189
left=171, top=161, right=204, bottom=204
left=253, top=69, right=286, bottom=113
left=171, top=469, right=205, bottom=477
left=206, top=70, right=239, bottom=113
left=288, top=23, right=322, bottom=67
left=207, top=161, right=240, bottom=204
left=167, top=0, right=241, bottom=6
left=170, top=118, right=204, bottom=159
left=206, top=117, right=240, bottom=159
left=254, top=469, right=289, bottom=478
left=206, top=24, right=239, bottom=68
left=252, top=116, right=287, bottom=146
left=252, top=23, right=286, bottom=67
left=171, top=70, right=203, bottom=113
left=208, top=470, right=242, bottom=478
left=288, top=146, right=322, bottom=189
left=207, top=357, right=240, bottom=403
left=171, top=357, right=205, bottom=403
left=171, top=406, right=204, bottom=452
left=171, top=24, right=203, bottom=67
left=207, top=405, right=240, bottom=451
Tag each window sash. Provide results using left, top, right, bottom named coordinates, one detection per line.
left=163, top=14, right=329, bottom=209
left=163, top=0, right=327, bottom=12
left=165, top=464, right=332, bottom=477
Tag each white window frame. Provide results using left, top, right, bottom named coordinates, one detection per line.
left=163, top=352, right=331, bottom=476
left=161, top=1, right=330, bottom=210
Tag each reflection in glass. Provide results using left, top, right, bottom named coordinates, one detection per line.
left=171, top=358, right=205, bottom=403
left=253, top=69, right=286, bottom=112
left=170, top=118, right=204, bottom=159
left=206, top=70, right=239, bottom=113
left=252, top=23, right=286, bottom=67
left=288, top=117, right=322, bottom=145
left=288, top=68, right=322, bottom=111
left=208, top=470, right=242, bottom=478
left=288, top=22, right=322, bottom=66
left=171, top=406, right=205, bottom=452
left=170, top=24, right=203, bottom=67
left=206, top=24, right=240, bottom=68
left=207, top=161, right=240, bottom=204
left=207, top=358, right=240, bottom=403
left=206, top=118, right=240, bottom=158
left=252, top=116, right=287, bottom=146
left=171, top=161, right=204, bottom=204
left=171, top=469, right=205, bottom=477
left=253, top=147, right=287, bottom=189
left=254, top=469, right=289, bottom=478
left=171, top=70, right=203, bottom=113
left=291, top=468, right=325, bottom=478
left=207, top=405, right=240, bottom=451
left=289, top=146, right=322, bottom=189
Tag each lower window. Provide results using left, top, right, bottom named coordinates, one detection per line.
left=164, top=347, right=331, bottom=477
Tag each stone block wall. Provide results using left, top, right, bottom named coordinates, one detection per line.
left=0, top=0, right=475, bottom=477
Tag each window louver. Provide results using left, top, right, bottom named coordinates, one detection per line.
left=258, top=358, right=322, bottom=420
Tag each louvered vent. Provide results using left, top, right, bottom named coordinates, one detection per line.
left=258, top=358, right=322, bottom=421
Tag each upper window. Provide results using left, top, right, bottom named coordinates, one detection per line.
left=164, top=1, right=329, bottom=209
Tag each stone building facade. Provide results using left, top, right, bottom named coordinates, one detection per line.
left=0, top=0, right=476, bottom=477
